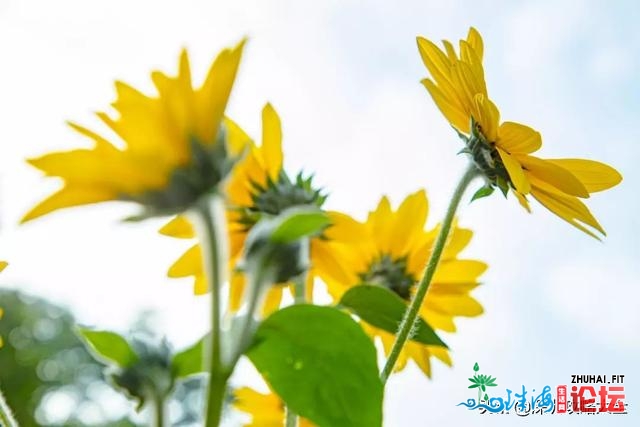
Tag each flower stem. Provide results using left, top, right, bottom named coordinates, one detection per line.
left=286, top=267, right=309, bottom=427
left=0, top=388, right=18, bottom=427
left=285, top=406, right=299, bottom=427
left=380, top=164, right=478, bottom=383
left=192, top=195, right=230, bottom=427
left=152, top=395, right=166, bottom=427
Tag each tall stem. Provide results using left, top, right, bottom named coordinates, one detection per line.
left=152, top=394, right=166, bottom=427
left=0, top=388, right=18, bottom=427
left=192, top=195, right=229, bottom=427
left=286, top=267, right=309, bottom=427
left=380, top=164, right=478, bottom=383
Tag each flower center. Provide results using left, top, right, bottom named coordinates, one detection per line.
left=359, top=254, right=416, bottom=300
left=237, top=170, right=327, bottom=228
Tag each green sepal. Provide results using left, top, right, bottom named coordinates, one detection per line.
left=470, top=185, right=494, bottom=202
left=77, top=329, right=138, bottom=368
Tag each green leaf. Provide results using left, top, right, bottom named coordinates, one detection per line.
left=172, top=336, right=205, bottom=379
left=78, top=329, right=138, bottom=368
left=473, top=362, right=479, bottom=372
left=470, top=186, right=494, bottom=202
left=339, top=285, right=447, bottom=348
left=246, top=305, right=383, bottom=427
left=468, top=384, right=480, bottom=389
left=270, top=207, right=330, bottom=243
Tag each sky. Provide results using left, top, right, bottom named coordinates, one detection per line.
left=1, top=0, right=639, bottom=425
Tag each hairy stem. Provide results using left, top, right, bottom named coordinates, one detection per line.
left=380, top=164, right=478, bottom=383
left=0, top=388, right=18, bottom=427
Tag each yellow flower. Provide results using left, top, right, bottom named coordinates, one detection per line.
left=160, top=104, right=359, bottom=314
left=418, top=28, right=622, bottom=238
left=233, top=387, right=314, bottom=427
left=315, top=190, right=486, bottom=377
left=22, top=42, right=247, bottom=222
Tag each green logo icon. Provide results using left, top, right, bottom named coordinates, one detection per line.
left=467, top=362, right=498, bottom=402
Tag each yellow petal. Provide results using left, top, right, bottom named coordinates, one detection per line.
left=389, top=190, right=429, bottom=257
left=515, top=191, right=532, bottom=213
left=0, top=261, right=7, bottom=272
left=229, top=272, right=246, bottom=312
left=261, top=286, right=283, bottom=317
left=421, top=78, right=470, bottom=133
left=496, top=147, right=530, bottom=193
left=546, top=159, right=622, bottom=193
left=442, top=40, right=458, bottom=62
left=195, top=39, right=246, bottom=145
left=441, top=225, right=473, bottom=260
left=518, top=155, right=589, bottom=198
left=497, top=122, right=542, bottom=154
left=432, top=259, right=487, bottom=283
left=466, top=27, right=484, bottom=62
left=261, top=103, right=284, bottom=181
left=471, top=94, right=499, bottom=142
left=168, top=244, right=202, bottom=278
left=416, top=37, right=454, bottom=88
left=409, top=343, right=433, bottom=378
left=530, top=185, right=605, bottom=239
left=21, top=186, right=116, bottom=223
left=323, top=211, right=368, bottom=243
left=159, top=215, right=195, bottom=238
left=224, top=116, right=253, bottom=156
left=426, top=294, right=484, bottom=317
left=430, top=345, right=453, bottom=367
left=367, top=196, right=394, bottom=254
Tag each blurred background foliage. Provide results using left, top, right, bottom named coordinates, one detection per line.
left=0, top=289, right=205, bottom=426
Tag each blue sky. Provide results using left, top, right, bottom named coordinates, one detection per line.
left=0, top=0, right=638, bottom=425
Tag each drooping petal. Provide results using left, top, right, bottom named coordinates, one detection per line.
left=518, top=155, right=589, bottom=198
left=546, top=159, right=622, bottom=193
left=530, top=184, right=605, bottom=239
left=514, top=191, right=532, bottom=213
left=497, top=147, right=530, bottom=193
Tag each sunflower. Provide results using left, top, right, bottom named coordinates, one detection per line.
left=160, top=104, right=360, bottom=314
left=22, top=41, right=247, bottom=223
left=417, top=28, right=622, bottom=238
left=315, top=190, right=486, bottom=377
left=233, top=387, right=314, bottom=427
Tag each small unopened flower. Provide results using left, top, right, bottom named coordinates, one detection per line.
left=22, top=42, right=247, bottom=222
left=418, top=28, right=622, bottom=238
left=316, top=190, right=486, bottom=377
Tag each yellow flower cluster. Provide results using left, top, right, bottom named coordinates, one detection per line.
left=18, top=27, right=621, bottom=426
